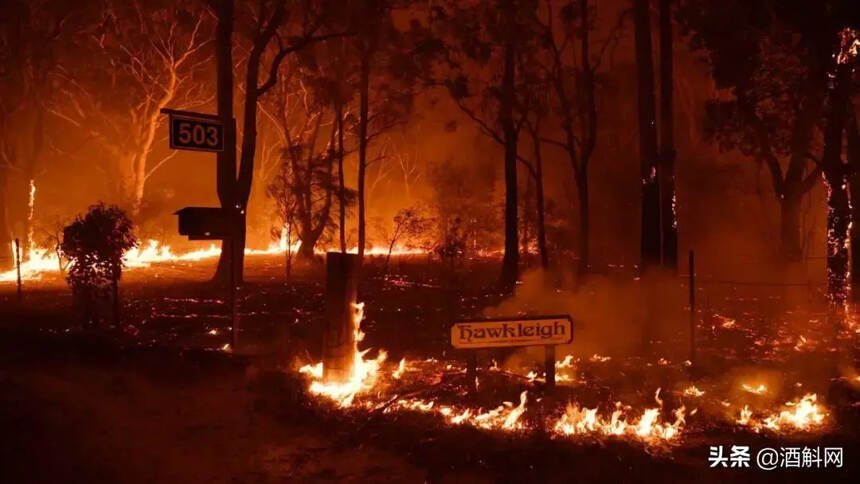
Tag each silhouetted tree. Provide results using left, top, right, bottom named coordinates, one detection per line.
left=61, top=202, right=136, bottom=326
left=382, top=206, right=432, bottom=271
left=822, top=28, right=858, bottom=303
left=342, top=0, right=420, bottom=260
left=430, top=0, right=540, bottom=289
left=633, top=0, right=661, bottom=271
left=211, top=0, right=349, bottom=284
left=262, top=61, right=347, bottom=260
left=534, top=0, right=623, bottom=275
left=658, top=0, right=677, bottom=269
left=684, top=0, right=859, bottom=303
left=848, top=103, right=860, bottom=299
left=521, top=91, right=549, bottom=270
left=681, top=0, right=835, bottom=261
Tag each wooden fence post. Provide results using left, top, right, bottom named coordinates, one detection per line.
left=324, top=252, right=360, bottom=382
left=15, top=238, right=22, bottom=302
left=689, top=250, right=696, bottom=367
left=545, top=345, right=556, bottom=388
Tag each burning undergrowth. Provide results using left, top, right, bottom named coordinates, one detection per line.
left=294, top=299, right=842, bottom=453
left=292, top=267, right=853, bottom=453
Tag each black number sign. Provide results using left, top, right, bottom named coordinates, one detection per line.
left=168, top=114, right=224, bottom=152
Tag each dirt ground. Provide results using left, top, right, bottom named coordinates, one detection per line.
left=1, top=255, right=858, bottom=483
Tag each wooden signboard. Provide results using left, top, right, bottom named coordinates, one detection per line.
left=451, top=316, right=573, bottom=349
left=452, top=315, right=573, bottom=390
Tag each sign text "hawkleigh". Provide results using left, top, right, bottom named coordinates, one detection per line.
left=451, top=316, right=573, bottom=349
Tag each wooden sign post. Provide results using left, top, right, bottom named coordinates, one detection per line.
left=451, top=315, right=573, bottom=390
left=162, top=107, right=238, bottom=350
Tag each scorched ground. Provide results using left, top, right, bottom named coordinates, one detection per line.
left=1, top=253, right=859, bottom=482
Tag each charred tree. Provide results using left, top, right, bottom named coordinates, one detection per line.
left=521, top=166, right=534, bottom=263
left=529, top=123, right=549, bottom=270
left=213, top=0, right=238, bottom=285
left=336, top=100, right=347, bottom=253
left=822, top=34, right=856, bottom=303
left=521, top=106, right=549, bottom=271
left=500, top=39, right=520, bottom=289
left=0, top=168, right=10, bottom=271
left=679, top=0, right=832, bottom=262
left=357, top=43, right=372, bottom=260
left=537, top=0, right=614, bottom=276
left=431, top=0, right=540, bottom=290
left=822, top=87, right=850, bottom=303
left=848, top=108, right=860, bottom=300
left=783, top=93, right=824, bottom=260
left=351, top=0, right=414, bottom=261
left=633, top=0, right=661, bottom=271
left=658, top=0, right=677, bottom=270
left=213, top=1, right=348, bottom=283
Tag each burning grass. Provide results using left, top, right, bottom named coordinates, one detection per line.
left=735, top=393, right=828, bottom=433
left=293, top=299, right=846, bottom=451
left=3, top=254, right=854, bottom=457
left=0, top=238, right=428, bottom=283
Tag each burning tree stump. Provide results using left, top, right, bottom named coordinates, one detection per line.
left=323, top=252, right=359, bottom=383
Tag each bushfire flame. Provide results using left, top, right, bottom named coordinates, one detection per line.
left=299, top=302, right=387, bottom=407
left=1, top=236, right=427, bottom=283
left=553, top=389, right=686, bottom=442
left=735, top=393, right=828, bottom=433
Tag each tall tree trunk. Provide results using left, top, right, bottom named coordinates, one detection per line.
left=781, top=91, right=823, bottom=260
left=658, top=0, right=677, bottom=270
left=131, top=61, right=179, bottom=217
left=633, top=0, right=661, bottom=271
left=297, top=238, right=316, bottom=259
left=336, top=100, right=347, bottom=253
left=500, top=40, right=519, bottom=290
left=822, top=63, right=851, bottom=303
left=357, top=50, right=370, bottom=260
left=535, top=143, right=548, bottom=270
left=131, top=153, right=147, bottom=216
left=578, top=0, right=597, bottom=277
left=285, top=222, right=292, bottom=281
left=0, top=167, right=11, bottom=271
left=779, top=187, right=803, bottom=260
left=521, top=167, right=533, bottom=265
left=576, top=166, right=589, bottom=275
left=23, top=176, right=35, bottom=257
left=213, top=0, right=239, bottom=285
left=17, top=103, right=45, bottom=257
left=847, top=107, right=860, bottom=300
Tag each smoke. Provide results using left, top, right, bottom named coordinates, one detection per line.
left=483, top=268, right=688, bottom=370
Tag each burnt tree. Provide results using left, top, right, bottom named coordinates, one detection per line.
left=633, top=0, right=661, bottom=270
left=212, top=0, right=346, bottom=283
left=823, top=29, right=858, bottom=303
left=536, top=0, right=622, bottom=276
left=658, top=0, right=677, bottom=269
left=680, top=0, right=833, bottom=261
left=431, top=0, right=539, bottom=289
left=849, top=107, right=860, bottom=299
